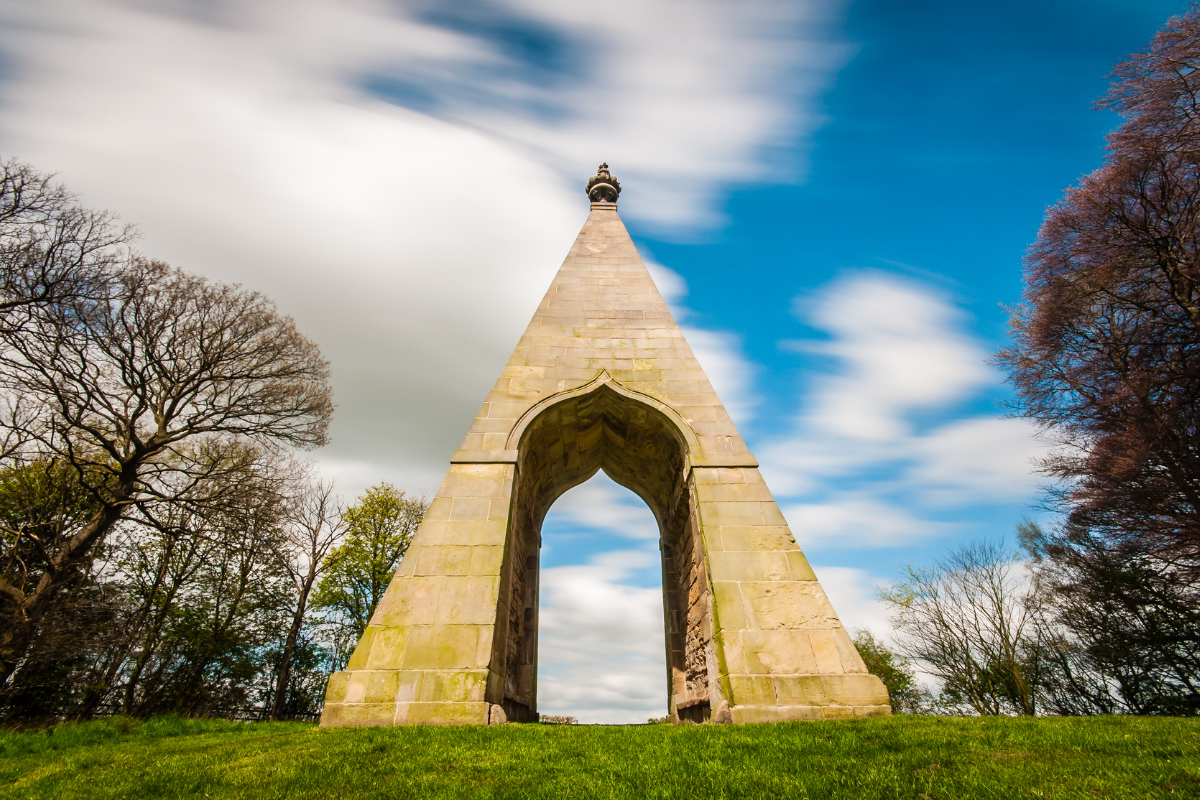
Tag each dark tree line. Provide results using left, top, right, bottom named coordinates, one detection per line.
left=0, top=158, right=425, bottom=723
left=1022, top=523, right=1200, bottom=715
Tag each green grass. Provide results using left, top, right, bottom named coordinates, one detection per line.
left=1, top=715, right=1197, bottom=799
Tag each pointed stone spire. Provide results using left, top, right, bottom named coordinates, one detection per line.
left=319, top=169, right=890, bottom=727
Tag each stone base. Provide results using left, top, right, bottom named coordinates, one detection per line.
left=319, top=667, right=499, bottom=727
left=319, top=670, right=892, bottom=726
left=320, top=699, right=492, bottom=727
left=730, top=704, right=892, bottom=723
left=319, top=699, right=891, bottom=727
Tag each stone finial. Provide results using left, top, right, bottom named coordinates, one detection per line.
left=586, top=163, right=621, bottom=203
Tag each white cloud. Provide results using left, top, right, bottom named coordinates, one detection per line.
left=784, top=495, right=953, bottom=551
left=908, top=416, right=1049, bottom=506
left=537, top=549, right=668, bottom=724
left=546, top=473, right=660, bottom=541
left=760, top=271, right=1048, bottom=550
left=793, top=272, right=993, bottom=441
left=0, top=0, right=834, bottom=495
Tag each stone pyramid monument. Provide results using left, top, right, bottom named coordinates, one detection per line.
left=320, top=165, right=890, bottom=727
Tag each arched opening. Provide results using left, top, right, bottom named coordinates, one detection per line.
left=537, top=472, right=667, bottom=724
left=495, top=382, right=717, bottom=724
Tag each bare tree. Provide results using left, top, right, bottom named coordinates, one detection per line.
left=166, top=486, right=289, bottom=718
left=0, top=257, right=332, bottom=686
left=83, top=507, right=208, bottom=718
left=878, top=541, right=1044, bottom=715
left=0, top=159, right=132, bottom=328
left=269, top=474, right=345, bottom=720
left=113, top=507, right=207, bottom=715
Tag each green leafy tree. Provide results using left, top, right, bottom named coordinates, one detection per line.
left=852, top=630, right=929, bottom=714
left=0, top=459, right=100, bottom=605
left=312, top=483, right=426, bottom=665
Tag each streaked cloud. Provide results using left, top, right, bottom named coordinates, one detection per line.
left=788, top=272, right=993, bottom=441
left=0, top=0, right=842, bottom=501
left=907, top=417, right=1049, bottom=506
left=784, top=495, right=953, bottom=551
left=543, top=477, right=660, bottom=542
left=396, top=0, right=852, bottom=227
left=762, top=271, right=1048, bottom=550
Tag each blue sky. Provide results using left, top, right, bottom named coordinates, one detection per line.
left=0, top=0, right=1189, bottom=723
left=628, top=0, right=1190, bottom=585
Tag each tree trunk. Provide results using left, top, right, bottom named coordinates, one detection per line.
left=269, top=570, right=315, bottom=720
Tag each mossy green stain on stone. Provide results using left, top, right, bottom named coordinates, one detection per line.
left=344, top=628, right=375, bottom=671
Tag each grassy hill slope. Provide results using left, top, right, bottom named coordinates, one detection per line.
left=1, top=715, right=1197, bottom=799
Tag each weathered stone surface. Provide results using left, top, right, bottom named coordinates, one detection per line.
left=319, top=169, right=889, bottom=726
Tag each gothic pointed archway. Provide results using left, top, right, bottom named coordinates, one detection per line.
left=319, top=166, right=890, bottom=726
left=498, top=375, right=707, bottom=723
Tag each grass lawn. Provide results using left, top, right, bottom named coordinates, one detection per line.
left=0, top=714, right=1197, bottom=799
